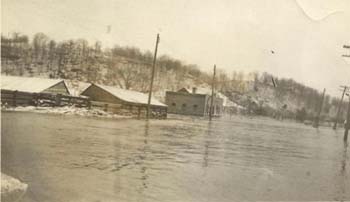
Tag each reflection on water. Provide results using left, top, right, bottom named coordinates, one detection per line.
left=139, top=121, right=149, bottom=193
left=202, top=121, right=212, bottom=168
left=108, top=116, right=350, bottom=201
left=339, top=141, right=348, bottom=201
left=341, top=142, right=347, bottom=175
left=1, top=112, right=350, bottom=201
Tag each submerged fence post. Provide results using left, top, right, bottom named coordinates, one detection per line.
left=13, top=90, right=17, bottom=107
left=138, top=107, right=141, bottom=119
left=33, top=93, right=38, bottom=106
left=87, top=99, right=91, bottom=110
left=55, top=94, right=61, bottom=107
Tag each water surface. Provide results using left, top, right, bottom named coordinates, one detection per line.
left=1, top=111, right=349, bottom=201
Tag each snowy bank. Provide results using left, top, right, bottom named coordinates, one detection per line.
left=1, top=106, right=132, bottom=119
left=1, top=173, right=28, bottom=202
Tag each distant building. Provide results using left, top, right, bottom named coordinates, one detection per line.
left=165, top=87, right=223, bottom=116
left=1, top=75, right=70, bottom=95
left=81, top=83, right=167, bottom=118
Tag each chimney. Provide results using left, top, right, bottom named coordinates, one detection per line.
left=192, top=87, right=197, bottom=94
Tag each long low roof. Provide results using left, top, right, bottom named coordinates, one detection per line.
left=1, top=75, right=66, bottom=93
left=91, top=84, right=167, bottom=107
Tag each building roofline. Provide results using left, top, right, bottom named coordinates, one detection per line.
left=44, top=80, right=70, bottom=95
left=83, top=83, right=167, bottom=108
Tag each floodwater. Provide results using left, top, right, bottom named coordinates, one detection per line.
left=1, top=111, right=350, bottom=201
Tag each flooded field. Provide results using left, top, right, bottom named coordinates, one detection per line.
left=1, top=111, right=350, bottom=201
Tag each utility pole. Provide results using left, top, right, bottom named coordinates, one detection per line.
left=209, top=65, right=216, bottom=121
left=333, top=86, right=347, bottom=130
left=313, top=88, right=326, bottom=128
left=147, top=34, right=160, bottom=119
left=342, top=44, right=350, bottom=142
left=344, top=94, right=350, bottom=143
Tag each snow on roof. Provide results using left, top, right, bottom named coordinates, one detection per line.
left=93, top=84, right=167, bottom=107
left=1, top=75, right=66, bottom=93
left=178, top=87, right=191, bottom=93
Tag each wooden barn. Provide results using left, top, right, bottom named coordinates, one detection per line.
left=81, top=84, right=167, bottom=118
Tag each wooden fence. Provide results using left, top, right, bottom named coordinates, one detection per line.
left=1, top=90, right=167, bottom=119
left=1, top=90, right=90, bottom=108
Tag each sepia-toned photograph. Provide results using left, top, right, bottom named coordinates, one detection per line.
left=1, top=0, right=350, bottom=201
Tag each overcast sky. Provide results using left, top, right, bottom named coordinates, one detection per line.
left=2, top=0, right=350, bottom=96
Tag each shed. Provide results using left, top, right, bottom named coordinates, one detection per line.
left=81, top=84, right=167, bottom=118
left=1, top=76, right=70, bottom=95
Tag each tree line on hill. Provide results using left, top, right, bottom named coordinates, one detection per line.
left=1, top=32, right=209, bottom=92
left=250, top=72, right=346, bottom=122
left=1, top=32, right=347, bottom=122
